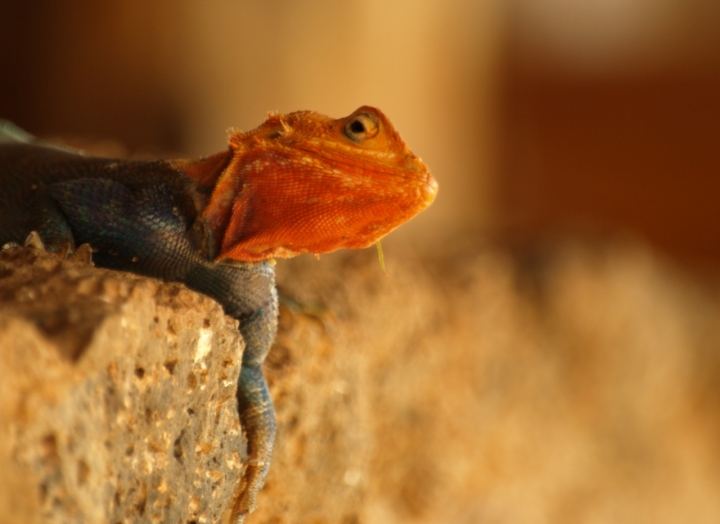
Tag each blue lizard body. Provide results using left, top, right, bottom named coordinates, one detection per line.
left=0, top=136, right=276, bottom=521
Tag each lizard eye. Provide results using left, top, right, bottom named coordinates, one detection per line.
left=344, top=112, right=379, bottom=142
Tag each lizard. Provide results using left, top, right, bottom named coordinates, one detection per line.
left=0, top=106, right=437, bottom=522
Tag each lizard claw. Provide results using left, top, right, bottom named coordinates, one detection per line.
left=69, top=243, right=93, bottom=264
left=24, top=231, right=46, bottom=251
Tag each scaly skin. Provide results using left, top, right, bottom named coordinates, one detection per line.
left=0, top=107, right=437, bottom=522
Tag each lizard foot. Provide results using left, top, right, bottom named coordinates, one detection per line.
left=22, top=231, right=93, bottom=263
left=230, top=365, right=277, bottom=523
left=231, top=458, right=268, bottom=522
left=229, top=427, right=274, bottom=522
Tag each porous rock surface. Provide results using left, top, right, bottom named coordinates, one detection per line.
left=0, top=247, right=244, bottom=524
left=4, top=240, right=720, bottom=524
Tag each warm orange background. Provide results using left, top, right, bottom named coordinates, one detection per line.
left=3, top=4, right=720, bottom=523
left=1, top=1, right=719, bottom=264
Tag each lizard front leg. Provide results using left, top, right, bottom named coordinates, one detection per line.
left=47, top=177, right=280, bottom=521
left=185, top=261, right=278, bottom=522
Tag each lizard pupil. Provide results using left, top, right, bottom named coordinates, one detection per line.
left=344, top=113, right=379, bottom=141
left=350, top=120, right=365, bottom=134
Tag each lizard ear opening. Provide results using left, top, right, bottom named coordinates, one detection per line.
left=343, top=111, right=379, bottom=142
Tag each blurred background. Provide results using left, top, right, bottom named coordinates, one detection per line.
left=3, top=2, right=720, bottom=523
left=1, top=0, right=719, bottom=267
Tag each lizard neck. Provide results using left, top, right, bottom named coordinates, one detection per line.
left=172, top=149, right=233, bottom=190
left=170, top=149, right=234, bottom=261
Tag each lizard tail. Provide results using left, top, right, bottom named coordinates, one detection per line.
left=0, top=120, right=35, bottom=144
left=0, top=120, right=82, bottom=154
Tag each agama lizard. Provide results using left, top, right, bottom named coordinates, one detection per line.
left=0, top=107, right=437, bottom=522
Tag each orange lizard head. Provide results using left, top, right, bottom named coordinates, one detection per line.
left=201, top=106, right=437, bottom=262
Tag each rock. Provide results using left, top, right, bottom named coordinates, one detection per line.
left=4, top=240, right=720, bottom=524
left=0, top=247, right=244, bottom=524
left=261, top=241, right=720, bottom=524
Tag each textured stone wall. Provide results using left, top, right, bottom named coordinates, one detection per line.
left=3, top=242, right=720, bottom=524
left=0, top=248, right=244, bottom=523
